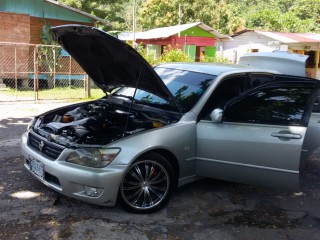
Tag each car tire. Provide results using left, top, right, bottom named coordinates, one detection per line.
left=118, top=152, right=175, bottom=213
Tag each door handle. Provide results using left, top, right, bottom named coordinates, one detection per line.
left=271, top=132, right=302, bottom=139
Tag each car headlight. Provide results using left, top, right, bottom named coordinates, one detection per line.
left=66, top=148, right=120, bottom=168
left=27, top=117, right=36, bottom=131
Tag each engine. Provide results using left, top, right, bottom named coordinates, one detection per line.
left=32, top=99, right=177, bottom=146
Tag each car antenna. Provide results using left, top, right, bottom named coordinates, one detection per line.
left=122, top=63, right=143, bottom=137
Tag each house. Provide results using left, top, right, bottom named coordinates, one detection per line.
left=0, top=0, right=108, bottom=89
left=119, top=22, right=229, bottom=62
left=222, top=30, right=320, bottom=79
left=0, top=0, right=108, bottom=44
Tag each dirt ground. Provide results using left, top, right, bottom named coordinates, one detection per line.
left=1, top=101, right=320, bottom=240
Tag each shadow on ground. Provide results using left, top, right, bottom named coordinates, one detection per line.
left=1, top=150, right=320, bottom=239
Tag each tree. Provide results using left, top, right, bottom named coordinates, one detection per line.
left=39, top=22, right=62, bottom=88
left=57, top=0, right=127, bottom=31
left=58, top=0, right=320, bottom=33
left=229, top=0, right=320, bottom=32
left=140, top=0, right=248, bottom=34
left=290, top=0, right=320, bottom=27
left=139, top=0, right=179, bottom=29
left=247, top=8, right=318, bottom=32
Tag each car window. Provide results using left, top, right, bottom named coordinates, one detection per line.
left=250, top=74, right=273, bottom=87
left=312, top=91, right=320, bottom=113
left=115, top=68, right=216, bottom=113
left=155, top=67, right=216, bottom=112
left=199, top=75, right=247, bottom=119
left=224, top=86, right=313, bottom=126
left=210, top=75, right=246, bottom=108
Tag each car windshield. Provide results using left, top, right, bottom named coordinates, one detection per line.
left=114, top=67, right=216, bottom=112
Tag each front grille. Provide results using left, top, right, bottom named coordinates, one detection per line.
left=45, top=172, right=61, bottom=186
left=28, top=132, right=65, bottom=160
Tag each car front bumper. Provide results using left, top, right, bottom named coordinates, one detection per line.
left=21, top=132, right=127, bottom=207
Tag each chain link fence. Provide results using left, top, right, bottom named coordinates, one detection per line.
left=0, top=42, right=104, bottom=102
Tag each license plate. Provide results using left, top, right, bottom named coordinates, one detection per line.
left=29, top=156, right=45, bottom=179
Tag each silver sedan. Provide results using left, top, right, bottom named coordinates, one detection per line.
left=21, top=25, right=320, bottom=213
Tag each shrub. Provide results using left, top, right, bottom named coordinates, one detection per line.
left=160, top=45, right=192, bottom=63
left=200, top=53, right=231, bottom=64
left=137, top=43, right=230, bottom=65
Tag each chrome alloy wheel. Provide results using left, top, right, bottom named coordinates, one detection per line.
left=120, top=159, right=170, bottom=210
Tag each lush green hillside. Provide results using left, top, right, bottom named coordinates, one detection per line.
left=58, top=0, right=320, bottom=34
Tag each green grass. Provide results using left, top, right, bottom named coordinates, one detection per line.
left=0, top=87, right=105, bottom=100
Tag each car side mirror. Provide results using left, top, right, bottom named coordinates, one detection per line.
left=210, top=108, right=223, bottom=123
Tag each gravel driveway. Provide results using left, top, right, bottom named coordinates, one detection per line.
left=1, top=101, right=320, bottom=240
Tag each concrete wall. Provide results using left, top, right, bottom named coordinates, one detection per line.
left=222, top=31, right=276, bottom=63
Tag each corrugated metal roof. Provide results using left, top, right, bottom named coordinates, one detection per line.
left=256, top=31, right=320, bottom=43
left=118, top=22, right=229, bottom=41
left=232, top=30, right=320, bottom=43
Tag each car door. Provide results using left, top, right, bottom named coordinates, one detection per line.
left=301, top=90, right=320, bottom=168
left=195, top=77, right=319, bottom=190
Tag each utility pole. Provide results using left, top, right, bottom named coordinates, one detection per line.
left=178, top=3, right=181, bottom=37
left=217, top=0, right=221, bottom=31
left=132, top=0, right=136, bottom=48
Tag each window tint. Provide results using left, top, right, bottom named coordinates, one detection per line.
left=115, top=68, right=216, bottom=113
left=312, top=91, right=320, bottom=113
left=224, top=87, right=312, bottom=126
left=155, top=67, right=216, bottom=112
left=198, top=75, right=247, bottom=120
left=250, top=74, right=273, bottom=87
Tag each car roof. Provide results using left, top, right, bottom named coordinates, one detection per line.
left=156, top=62, right=251, bottom=76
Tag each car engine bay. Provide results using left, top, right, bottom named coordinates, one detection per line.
left=30, top=97, right=180, bottom=147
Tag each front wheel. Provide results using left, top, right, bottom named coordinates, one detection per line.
left=119, top=153, right=175, bottom=213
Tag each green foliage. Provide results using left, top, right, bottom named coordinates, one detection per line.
left=139, top=0, right=229, bottom=32
left=58, top=0, right=320, bottom=35
left=137, top=44, right=192, bottom=66
left=139, top=0, right=320, bottom=34
left=233, top=0, right=320, bottom=32
left=2, top=87, right=105, bottom=100
left=247, top=7, right=318, bottom=32
left=140, top=0, right=178, bottom=28
left=248, top=9, right=282, bottom=31
left=200, top=54, right=231, bottom=64
left=136, top=44, right=160, bottom=66
left=39, top=22, right=61, bottom=76
left=41, top=22, right=56, bottom=45
left=137, top=43, right=230, bottom=65
left=160, top=45, right=192, bottom=63
left=57, top=0, right=126, bottom=31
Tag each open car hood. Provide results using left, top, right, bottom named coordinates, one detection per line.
left=50, top=25, right=181, bottom=112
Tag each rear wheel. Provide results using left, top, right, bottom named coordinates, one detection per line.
left=119, top=153, right=175, bottom=213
